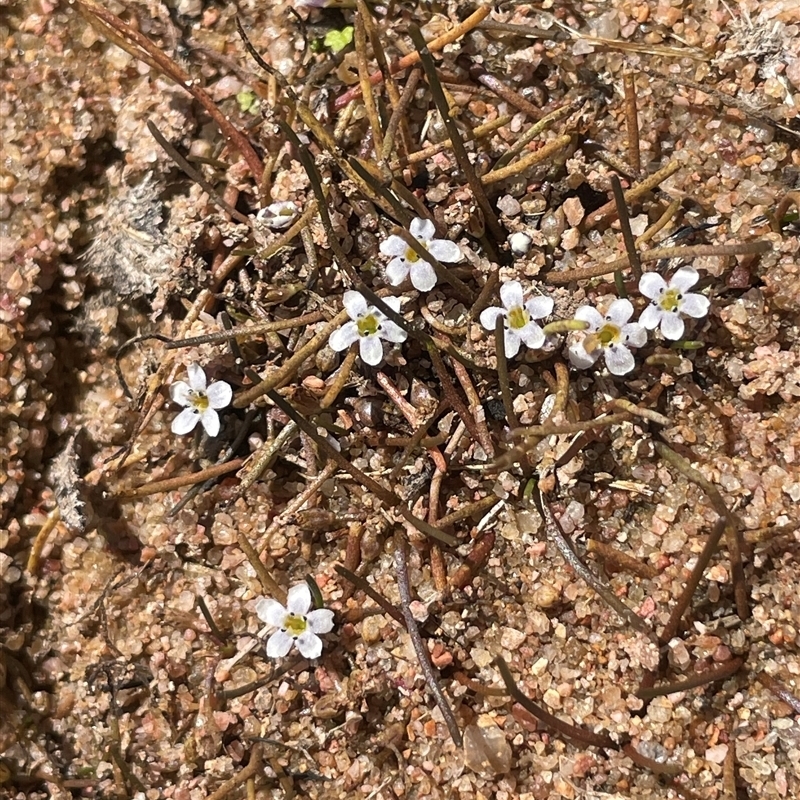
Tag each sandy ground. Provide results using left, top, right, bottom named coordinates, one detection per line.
left=2, top=1, right=800, bottom=798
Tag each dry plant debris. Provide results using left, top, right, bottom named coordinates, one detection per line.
left=2, top=0, right=800, bottom=798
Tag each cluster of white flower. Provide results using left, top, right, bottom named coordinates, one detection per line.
left=168, top=221, right=711, bottom=432
left=479, top=267, right=709, bottom=376
left=162, top=216, right=715, bottom=669
left=318, top=222, right=710, bottom=375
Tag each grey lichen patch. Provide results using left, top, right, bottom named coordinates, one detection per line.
left=48, top=432, right=85, bottom=533
left=82, top=171, right=175, bottom=299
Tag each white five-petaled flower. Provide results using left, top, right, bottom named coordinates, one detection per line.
left=379, top=217, right=462, bottom=292
left=568, top=298, right=647, bottom=376
left=479, top=280, right=554, bottom=358
left=257, top=200, right=298, bottom=230
left=638, top=266, right=710, bottom=340
left=328, top=290, right=407, bottom=366
left=256, top=583, right=334, bottom=659
left=170, top=363, right=232, bottom=437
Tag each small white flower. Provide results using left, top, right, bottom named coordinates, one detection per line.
left=257, top=200, right=298, bottom=230
left=170, top=363, right=232, bottom=437
left=256, top=583, right=334, bottom=659
left=328, top=290, right=407, bottom=366
left=479, top=280, right=554, bottom=358
left=568, top=298, right=647, bottom=376
left=638, top=267, right=710, bottom=340
left=379, top=217, right=462, bottom=292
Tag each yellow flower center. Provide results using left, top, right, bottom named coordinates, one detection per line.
left=190, top=390, right=209, bottom=411
left=659, top=288, right=681, bottom=312
left=284, top=613, right=307, bottom=637
left=507, top=306, right=529, bottom=330
left=357, top=314, right=379, bottom=337
left=404, top=247, right=420, bottom=263
left=597, top=322, right=621, bottom=346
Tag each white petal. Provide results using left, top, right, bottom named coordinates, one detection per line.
left=409, top=217, right=435, bottom=241
left=172, top=407, right=200, bottom=435
left=187, top=363, right=207, bottom=391
left=409, top=261, right=438, bottom=292
left=518, top=322, right=546, bottom=350
left=385, top=257, right=410, bottom=286
left=503, top=329, right=522, bottom=358
left=639, top=303, right=664, bottom=330
left=568, top=340, right=599, bottom=369
left=660, top=312, right=685, bottom=340
left=359, top=334, right=384, bottom=365
left=605, top=298, right=634, bottom=326
left=680, top=292, right=710, bottom=319
left=286, top=583, right=313, bottom=615
left=383, top=295, right=403, bottom=313
left=379, top=235, right=408, bottom=257
left=307, top=608, right=334, bottom=634
left=500, top=280, right=524, bottom=311
left=343, top=290, right=368, bottom=319
left=479, top=307, right=505, bottom=332
left=379, top=321, right=407, bottom=344
left=604, top=344, right=635, bottom=375
left=329, top=322, right=360, bottom=352
left=574, top=306, right=604, bottom=331
left=525, top=295, right=554, bottom=320
left=638, top=272, right=667, bottom=301
left=170, top=380, right=191, bottom=406
left=266, top=630, right=294, bottom=658
left=622, top=322, right=648, bottom=348
left=427, top=239, right=462, bottom=263
left=200, top=408, right=221, bottom=437
left=206, top=381, right=232, bottom=409
left=295, top=631, right=323, bottom=659
left=670, top=266, right=700, bottom=293
left=259, top=201, right=297, bottom=230
left=256, top=598, right=288, bottom=628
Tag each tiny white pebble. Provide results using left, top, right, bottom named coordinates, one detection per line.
left=508, top=231, right=532, bottom=257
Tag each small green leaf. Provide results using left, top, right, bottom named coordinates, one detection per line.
left=324, top=25, right=354, bottom=54
left=236, top=89, right=259, bottom=114
left=305, top=575, right=325, bottom=609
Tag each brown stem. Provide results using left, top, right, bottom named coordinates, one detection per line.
left=495, top=315, right=520, bottom=431
left=584, top=161, right=681, bottom=229
left=636, top=656, right=745, bottom=699
left=481, top=135, right=572, bottom=185
left=165, top=311, right=326, bottom=349
left=394, top=533, right=462, bottom=746
left=611, top=174, right=642, bottom=281
left=335, top=564, right=406, bottom=626
left=333, top=6, right=491, bottom=111
left=624, top=72, right=641, bottom=174
left=452, top=359, right=495, bottom=458
left=77, top=1, right=263, bottom=183
left=547, top=240, right=771, bottom=284
left=659, top=517, right=728, bottom=645
left=119, top=459, right=245, bottom=499
left=409, top=24, right=504, bottom=243
left=655, top=442, right=749, bottom=620
left=530, top=488, right=657, bottom=641
left=495, top=657, right=615, bottom=748
left=757, top=672, right=800, bottom=715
